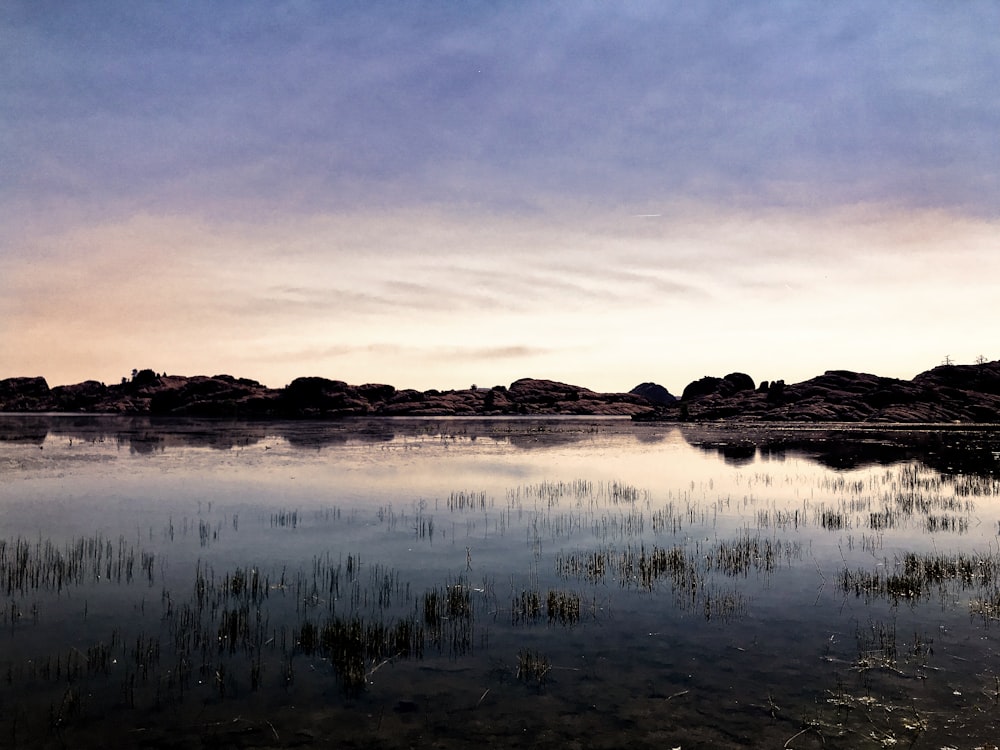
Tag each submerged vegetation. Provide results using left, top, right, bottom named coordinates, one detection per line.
left=2, top=418, right=1000, bottom=747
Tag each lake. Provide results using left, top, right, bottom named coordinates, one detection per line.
left=2, top=415, right=999, bottom=748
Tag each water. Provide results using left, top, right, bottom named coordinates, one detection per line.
left=2, top=415, right=999, bottom=748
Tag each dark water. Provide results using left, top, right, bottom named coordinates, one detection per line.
left=2, top=415, right=999, bottom=748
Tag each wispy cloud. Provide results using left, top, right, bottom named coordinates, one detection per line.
left=4, top=2, right=1000, bottom=229
left=3, top=3, right=999, bottom=391
left=272, top=342, right=550, bottom=365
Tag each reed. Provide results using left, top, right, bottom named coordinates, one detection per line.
left=515, top=649, right=550, bottom=687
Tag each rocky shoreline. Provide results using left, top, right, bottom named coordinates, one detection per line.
left=637, top=360, right=1000, bottom=423
left=0, top=371, right=653, bottom=418
left=1, top=360, right=998, bottom=422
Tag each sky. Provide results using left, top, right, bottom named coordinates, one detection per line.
left=2, top=1, right=999, bottom=395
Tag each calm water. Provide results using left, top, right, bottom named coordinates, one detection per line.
left=2, top=415, right=1000, bottom=748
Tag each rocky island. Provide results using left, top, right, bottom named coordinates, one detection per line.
left=1, top=360, right=998, bottom=422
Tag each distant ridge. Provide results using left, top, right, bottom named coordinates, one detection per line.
left=2, top=361, right=999, bottom=422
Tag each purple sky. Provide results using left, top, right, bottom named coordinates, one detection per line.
left=3, top=2, right=999, bottom=393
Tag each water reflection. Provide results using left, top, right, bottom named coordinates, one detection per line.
left=2, top=415, right=1000, bottom=748
left=680, top=423, right=1000, bottom=474
left=0, top=414, right=625, bottom=452
left=5, top=415, right=1000, bottom=476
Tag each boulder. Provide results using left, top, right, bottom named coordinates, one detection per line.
left=356, top=383, right=397, bottom=403
left=722, top=372, right=755, bottom=393
left=682, top=373, right=755, bottom=401
left=629, top=382, right=677, bottom=405
left=681, top=376, right=724, bottom=401
left=51, top=380, right=109, bottom=411
left=0, top=377, right=53, bottom=411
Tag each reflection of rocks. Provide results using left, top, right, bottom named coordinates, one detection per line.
left=0, top=374, right=656, bottom=418
left=640, top=362, right=1000, bottom=423
left=0, top=415, right=272, bottom=452
left=128, top=434, right=165, bottom=454
left=680, top=425, right=1000, bottom=474
left=6, top=414, right=998, bottom=474
left=3, top=415, right=628, bottom=453
left=281, top=420, right=396, bottom=448
left=717, top=441, right=757, bottom=467
left=0, top=414, right=50, bottom=444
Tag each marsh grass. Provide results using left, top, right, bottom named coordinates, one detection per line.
left=515, top=649, right=550, bottom=687
left=510, top=589, right=541, bottom=624
left=969, top=585, right=1000, bottom=624
left=4, top=427, right=1000, bottom=747
left=0, top=534, right=153, bottom=596
left=841, top=550, right=1000, bottom=606
left=853, top=618, right=897, bottom=672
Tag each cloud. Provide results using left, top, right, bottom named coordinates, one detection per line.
left=431, top=345, right=553, bottom=362
left=272, top=342, right=549, bottom=365
left=266, top=343, right=406, bottom=363
left=3, top=0, right=1000, bottom=392
left=4, top=1, right=1000, bottom=234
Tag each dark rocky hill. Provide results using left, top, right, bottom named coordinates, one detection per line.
left=3, top=361, right=999, bottom=422
left=629, top=382, right=677, bottom=405
left=0, top=371, right=654, bottom=418
left=636, top=361, right=1000, bottom=423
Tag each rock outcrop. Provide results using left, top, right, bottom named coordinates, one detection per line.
left=0, top=373, right=655, bottom=418
left=680, top=373, right=755, bottom=402
left=0, top=377, right=51, bottom=411
left=637, top=361, right=1000, bottom=423
left=629, top=382, right=677, bottom=405
left=4, top=360, right=999, bottom=422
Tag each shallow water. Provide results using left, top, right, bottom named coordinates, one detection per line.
left=2, top=415, right=1000, bottom=748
